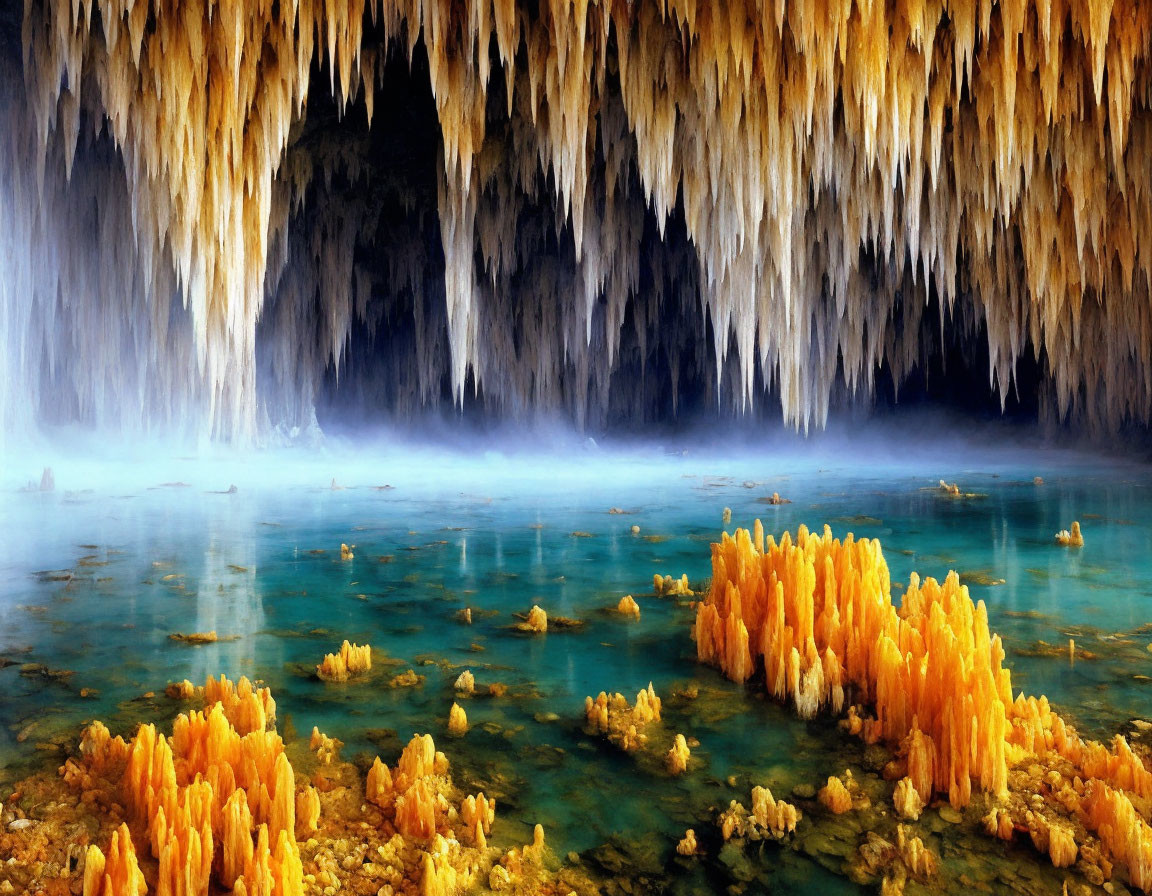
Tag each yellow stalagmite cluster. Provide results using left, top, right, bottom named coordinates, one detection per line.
left=654, top=574, right=692, bottom=597
left=316, top=640, right=372, bottom=681
left=82, top=823, right=146, bottom=896
left=1056, top=521, right=1085, bottom=547
left=584, top=683, right=663, bottom=752
left=718, top=786, right=801, bottom=841
left=363, top=733, right=494, bottom=846
left=62, top=675, right=306, bottom=896
left=666, top=734, right=691, bottom=775
left=695, top=522, right=1152, bottom=891
left=11, top=0, right=1152, bottom=441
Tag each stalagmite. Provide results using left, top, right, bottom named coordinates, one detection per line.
left=696, top=522, right=1152, bottom=892
left=819, top=776, right=853, bottom=814
left=447, top=702, right=469, bottom=736
left=676, top=829, right=698, bottom=855
left=82, top=824, right=146, bottom=896
left=896, top=825, right=938, bottom=878
left=366, top=757, right=394, bottom=806
left=521, top=606, right=548, bottom=633
left=718, top=786, right=801, bottom=841
left=666, top=734, right=691, bottom=775
left=66, top=676, right=305, bottom=895
left=654, top=574, right=692, bottom=596
left=316, top=641, right=372, bottom=681
left=892, top=778, right=924, bottom=821
left=617, top=595, right=641, bottom=618
left=295, top=786, right=320, bottom=838
left=454, top=670, right=475, bottom=695
left=1055, top=522, right=1084, bottom=547
left=310, top=727, right=342, bottom=764
left=584, top=685, right=663, bottom=752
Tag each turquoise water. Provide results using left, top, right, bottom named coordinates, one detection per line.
left=2, top=436, right=1151, bottom=892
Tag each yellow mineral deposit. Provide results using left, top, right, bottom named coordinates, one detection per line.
left=341, top=543, right=355, bottom=560
left=1055, top=521, right=1084, bottom=547
left=309, top=726, right=342, bottom=763
left=316, top=640, right=372, bottom=681
left=630, top=525, right=641, bottom=535
left=454, top=669, right=475, bottom=694
left=983, top=807, right=1015, bottom=841
left=363, top=731, right=493, bottom=852
left=722, top=507, right=732, bottom=525
left=165, top=679, right=197, bottom=700
left=654, top=574, right=692, bottom=596
left=695, top=522, right=1152, bottom=891
left=584, top=683, right=662, bottom=751
left=461, top=792, right=495, bottom=848
left=1027, top=813, right=1079, bottom=868
left=718, top=786, right=801, bottom=841
left=892, top=777, right=924, bottom=821
left=676, top=829, right=698, bottom=856
left=818, top=775, right=853, bottom=814
left=617, top=594, right=641, bottom=618
left=62, top=676, right=304, bottom=895
left=666, top=733, right=691, bottom=775
left=519, top=605, right=548, bottom=633
left=896, top=825, right=938, bottom=878
left=448, top=702, right=469, bottom=735
left=82, top=823, right=146, bottom=896
left=366, top=756, right=394, bottom=806
left=938, top=480, right=961, bottom=496
left=295, top=786, right=321, bottom=837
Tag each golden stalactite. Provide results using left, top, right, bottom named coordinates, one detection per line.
left=7, top=0, right=1152, bottom=439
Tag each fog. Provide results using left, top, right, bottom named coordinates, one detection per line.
left=0, top=409, right=1140, bottom=500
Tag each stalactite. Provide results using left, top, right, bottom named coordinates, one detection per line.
left=8, top=0, right=1152, bottom=441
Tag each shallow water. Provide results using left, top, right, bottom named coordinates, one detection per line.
left=2, top=439, right=1151, bottom=892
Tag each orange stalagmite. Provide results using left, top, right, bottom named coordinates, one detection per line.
left=447, top=702, right=469, bottom=736
left=695, top=523, right=1152, bottom=892
left=654, top=574, right=691, bottom=596
left=83, top=823, right=147, bottom=896
left=584, top=683, right=663, bottom=752
left=892, top=777, right=924, bottom=821
left=204, top=673, right=277, bottom=734
left=666, top=734, right=691, bottom=775
left=366, top=756, right=394, bottom=806
left=818, top=776, right=853, bottom=814
left=309, top=726, right=342, bottom=764
left=364, top=733, right=493, bottom=846
left=1055, top=521, right=1084, bottom=547
left=696, top=524, right=1013, bottom=806
left=295, top=787, right=320, bottom=837
left=316, top=640, right=372, bottom=681
left=66, top=675, right=305, bottom=896
left=617, top=594, right=641, bottom=618
left=522, top=605, right=548, bottom=632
